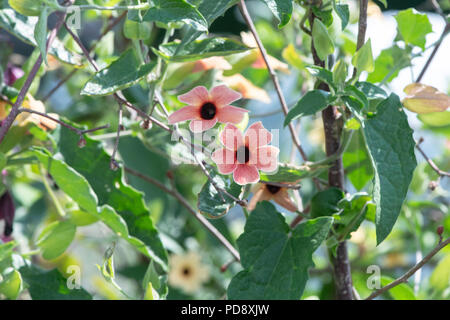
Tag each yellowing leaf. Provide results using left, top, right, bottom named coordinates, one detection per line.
left=402, top=83, right=450, bottom=114
left=282, top=44, right=303, bottom=70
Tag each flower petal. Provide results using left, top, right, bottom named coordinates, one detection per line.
left=192, top=57, right=232, bottom=73
left=168, top=105, right=200, bottom=124
left=178, top=86, right=210, bottom=105
left=233, top=164, right=259, bottom=185
left=247, top=185, right=273, bottom=211
left=211, top=148, right=237, bottom=174
left=189, top=118, right=218, bottom=133
left=210, top=85, right=242, bottom=107
left=252, top=145, right=279, bottom=172
left=245, top=121, right=273, bottom=151
left=217, top=105, right=248, bottom=124
left=220, top=123, right=244, bottom=151
left=273, top=188, right=298, bottom=212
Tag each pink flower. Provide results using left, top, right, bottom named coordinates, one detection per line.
left=212, top=122, right=279, bottom=185
left=168, top=85, right=248, bottom=133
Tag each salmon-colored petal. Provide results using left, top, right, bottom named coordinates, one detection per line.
left=252, top=145, right=279, bottom=172
left=217, top=105, right=248, bottom=124
left=247, top=186, right=273, bottom=211
left=233, top=164, right=259, bottom=185
left=189, top=118, right=218, bottom=133
left=220, top=123, right=244, bottom=151
left=192, top=57, right=232, bottom=73
left=210, top=85, right=242, bottom=107
left=178, top=86, right=210, bottom=105
left=245, top=121, right=273, bottom=151
left=211, top=148, right=237, bottom=174
left=273, top=188, right=298, bottom=212
left=168, top=105, right=200, bottom=124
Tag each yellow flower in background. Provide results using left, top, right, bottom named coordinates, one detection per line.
left=402, top=83, right=450, bottom=114
left=220, top=74, right=271, bottom=103
left=168, top=252, right=209, bottom=294
left=15, top=94, right=59, bottom=130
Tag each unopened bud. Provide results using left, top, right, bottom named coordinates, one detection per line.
left=166, top=171, right=173, bottom=180
left=437, top=226, right=444, bottom=236
left=428, top=180, right=439, bottom=191
left=119, top=124, right=125, bottom=131
left=110, top=160, right=119, bottom=171
left=141, top=119, right=151, bottom=130
left=78, top=136, right=86, bottom=148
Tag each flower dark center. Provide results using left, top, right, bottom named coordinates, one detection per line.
left=182, top=266, right=191, bottom=276
left=236, top=146, right=250, bottom=164
left=266, top=184, right=281, bottom=194
left=200, top=102, right=216, bottom=120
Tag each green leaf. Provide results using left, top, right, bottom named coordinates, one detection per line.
left=332, top=59, right=348, bottom=86
left=0, top=269, right=22, bottom=299
left=343, top=85, right=369, bottom=110
left=55, top=126, right=168, bottom=270
left=123, top=19, right=151, bottom=40
left=418, top=111, right=450, bottom=128
left=311, top=6, right=333, bottom=27
left=81, top=49, right=156, bottom=96
left=30, top=148, right=133, bottom=248
left=352, top=39, right=374, bottom=74
left=381, top=276, right=416, bottom=300
left=152, top=38, right=250, bottom=62
left=355, top=81, right=387, bottom=100
left=367, top=45, right=410, bottom=83
left=343, top=129, right=374, bottom=190
left=0, top=9, right=81, bottom=65
left=198, top=173, right=242, bottom=218
left=284, top=90, right=330, bottom=125
left=335, top=4, right=349, bottom=30
left=312, top=19, right=334, bottom=61
left=34, top=6, right=48, bottom=65
left=362, top=94, right=417, bottom=244
left=36, top=220, right=77, bottom=260
left=430, top=253, right=450, bottom=292
left=8, top=0, right=41, bottom=16
left=378, top=0, right=387, bottom=8
left=260, top=0, right=293, bottom=28
left=395, top=8, right=432, bottom=50
left=32, top=148, right=98, bottom=214
left=227, top=202, right=333, bottom=299
left=260, top=163, right=329, bottom=183
left=335, top=193, right=374, bottom=239
left=179, top=0, right=238, bottom=46
left=310, top=187, right=345, bottom=218
left=305, top=65, right=336, bottom=90
left=143, top=0, right=208, bottom=31
left=19, top=265, right=92, bottom=300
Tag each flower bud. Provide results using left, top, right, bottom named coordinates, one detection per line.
left=428, top=180, right=438, bottom=191
left=0, top=191, right=15, bottom=237
left=77, top=136, right=87, bottom=148
left=437, top=226, right=444, bottom=237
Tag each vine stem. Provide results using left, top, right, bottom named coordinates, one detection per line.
left=124, top=166, right=241, bottom=262
left=237, top=0, right=309, bottom=162
left=366, top=237, right=450, bottom=300
left=416, top=138, right=450, bottom=178
left=0, top=2, right=75, bottom=144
